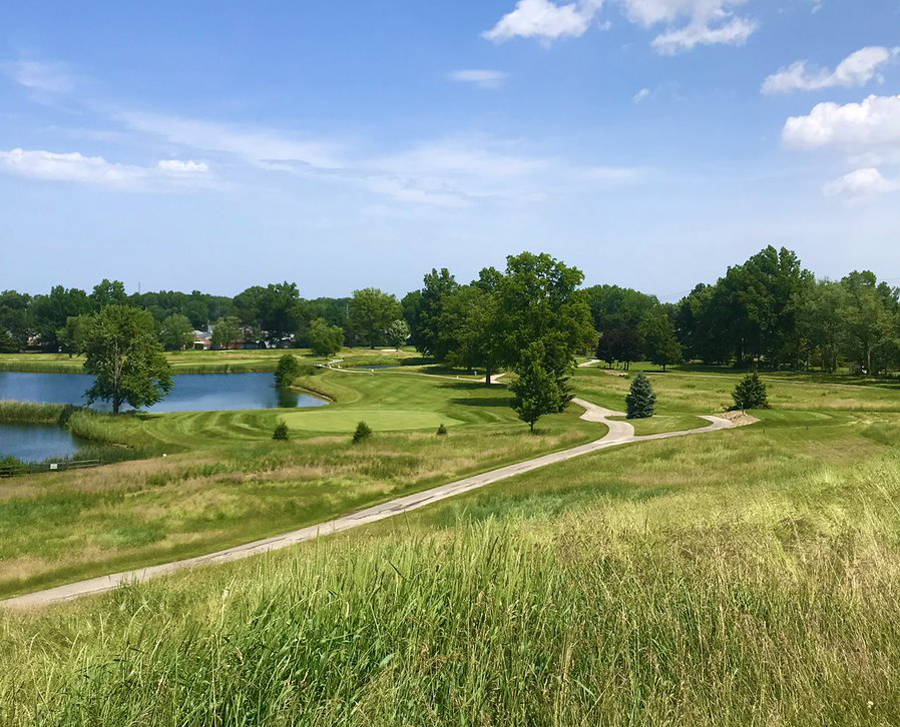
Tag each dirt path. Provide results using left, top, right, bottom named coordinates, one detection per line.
left=1, top=401, right=737, bottom=610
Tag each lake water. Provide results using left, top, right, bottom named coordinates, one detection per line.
left=0, top=372, right=329, bottom=413
left=0, top=422, right=86, bottom=463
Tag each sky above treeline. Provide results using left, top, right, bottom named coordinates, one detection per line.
left=2, top=1, right=899, bottom=299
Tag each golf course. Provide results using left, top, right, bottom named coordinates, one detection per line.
left=3, top=351, right=900, bottom=724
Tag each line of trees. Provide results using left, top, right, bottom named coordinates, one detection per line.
left=3, top=245, right=899, bottom=378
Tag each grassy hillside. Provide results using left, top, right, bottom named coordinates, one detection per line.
left=3, top=370, right=900, bottom=724
left=5, top=366, right=900, bottom=724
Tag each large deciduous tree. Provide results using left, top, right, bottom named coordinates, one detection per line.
left=308, top=317, right=344, bottom=357
left=81, top=305, right=173, bottom=414
left=411, top=268, right=459, bottom=358
left=348, top=288, right=401, bottom=348
left=640, top=311, right=682, bottom=372
left=159, top=313, right=196, bottom=351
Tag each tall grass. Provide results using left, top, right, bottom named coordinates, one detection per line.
left=6, top=453, right=900, bottom=727
left=0, top=401, right=74, bottom=425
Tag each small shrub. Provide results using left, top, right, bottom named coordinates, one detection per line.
left=732, top=372, right=770, bottom=410
left=436, top=423, right=448, bottom=436
left=272, top=422, right=290, bottom=441
left=352, top=421, right=372, bottom=444
left=626, top=372, right=656, bottom=419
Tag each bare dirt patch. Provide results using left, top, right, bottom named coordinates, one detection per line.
left=719, top=411, right=760, bottom=427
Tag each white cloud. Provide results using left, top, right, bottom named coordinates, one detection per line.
left=0, top=148, right=209, bottom=190
left=484, top=0, right=757, bottom=52
left=483, top=0, right=603, bottom=42
left=157, top=159, right=209, bottom=173
left=762, top=47, right=899, bottom=95
left=448, top=69, right=509, bottom=89
left=633, top=88, right=651, bottom=102
left=650, top=15, right=755, bottom=54
left=782, top=94, right=900, bottom=150
left=823, top=167, right=900, bottom=197
left=1, top=59, right=76, bottom=93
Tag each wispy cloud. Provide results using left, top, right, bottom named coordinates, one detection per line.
left=448, top=69, right=509, bottom=89
left=763, top=47, right=899, bottom=95
left=0, top=148, right=210, bottom=190
left=1, top=59, right=77, bottom=94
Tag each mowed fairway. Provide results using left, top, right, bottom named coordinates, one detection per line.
left=284, top=409, right=463, bottom=432
left=4, top=366, right=900, bottom=725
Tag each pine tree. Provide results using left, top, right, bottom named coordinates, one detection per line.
left=732, top=373, right=769, bottom=410
left=626, top=372, right=656, bottom=419
left=272, top=422, right=289, bottom=440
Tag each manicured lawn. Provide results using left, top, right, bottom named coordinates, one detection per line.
left=283, top=409, right=463, bottom=432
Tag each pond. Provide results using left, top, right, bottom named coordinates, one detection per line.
left=0, top=422, right=87, bottom=463
left=0, top=372, right=329, bottom=413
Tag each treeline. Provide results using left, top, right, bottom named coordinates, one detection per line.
left=2, top=245, right=899, bottom=376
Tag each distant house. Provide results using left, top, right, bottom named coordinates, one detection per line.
left=192, top=330, right=212, bottom=351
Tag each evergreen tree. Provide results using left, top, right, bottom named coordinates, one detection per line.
left=626, top=372, right=656, bottom=419
left=509, top=341, right=568, bottom=432
left=732, top=373, right=770, bottom=410
left=352, top=420, right=373, bottom=444
left=272, top=421, right=289, bottom=440
left=274, top=354, right=301, bottom=388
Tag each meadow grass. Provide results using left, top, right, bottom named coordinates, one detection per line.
left=4, top=365, right=900, bottom=725
left=3, top=401, right=900, bottom=725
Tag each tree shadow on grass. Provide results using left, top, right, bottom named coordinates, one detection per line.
left=449, top=397, right=511, bottom=408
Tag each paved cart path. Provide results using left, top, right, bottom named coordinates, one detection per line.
left=2, top=399, right=736, bottom=610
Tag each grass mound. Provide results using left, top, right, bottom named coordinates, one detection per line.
left=282, top=408, right=464, bottom=432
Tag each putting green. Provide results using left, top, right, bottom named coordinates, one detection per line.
left=280, top=409, right=464, bottom=433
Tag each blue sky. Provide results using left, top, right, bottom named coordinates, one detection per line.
left=2, top=0, right=899, bottom=298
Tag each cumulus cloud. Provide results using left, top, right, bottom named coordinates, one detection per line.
left=782, top=94, right=900, bottom=150
left=484, top=0, right=756, bottom=52
left=448, top=69, right=509, bottom=89
left=483, top=0, right=602, bottom=42
left=633, top=88, right=651, bottom=103
left=823, top=167, right=900, bottom=197
left=0, top=148, right=209, bottom=189
left=762, top=47, right=899, bottom=95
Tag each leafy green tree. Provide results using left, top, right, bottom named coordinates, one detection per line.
left=308, top=318, right=344, bottom=357
left=81, top=305, right=173, bottom=414
left=274, top=354, right=301, bottom=388
left=159, top=313, right=196, bottom=351
left=495, top=252, right=597, bottom=385
left=29, top=285, right=90, bottom=350
left=441, top=284, right=501, bottom=384
left=386, top=319, right=410, bottom=348
left=348, top=288, right=401, bottom=348
left=0, top=290, right=31, bottom=350
left=412, top=268, right=459, bottom=358
left=640, top=312, right=682, bottom=371
left=90, top=279, right=128, bottom=312
left=234, top=282, right=302, bottom=343
left=509, top=341, right=568, bottom=432
left=272, top=421, right=290, bottom=441
left=732, top=373, right=770, bottom=410
left=57, top=315, right=90, bottom=357
left=626, top=372, right=656, bottom=419
left=211, top=316, right=242, bottom=349
left=597, top=326, right=643, bottom=370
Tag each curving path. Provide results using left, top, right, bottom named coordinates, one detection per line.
left=1, top=400, right=737, bottom=610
